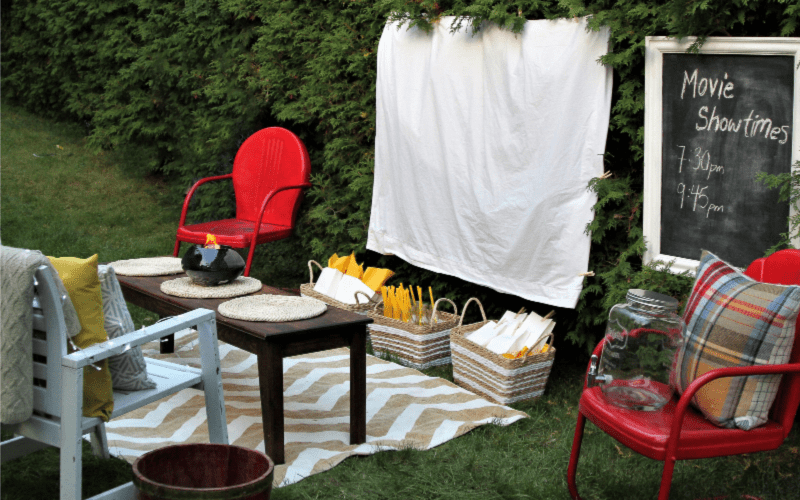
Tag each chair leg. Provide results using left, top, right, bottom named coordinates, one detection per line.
left=197, top=318, right=229, bottom=445
left=173, top=239, right=181, bottom=257
left=567, top=411, right=587, bottom=500
left=90, top=423, right=110, bottom=459
left=658, top=457, right=677, bottom=500
left=61, top=366, right=84, bottom=500
left=244, top=245, right=257, bottom=277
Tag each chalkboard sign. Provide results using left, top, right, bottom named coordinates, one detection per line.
left=643, top=37, right=800, bottom=273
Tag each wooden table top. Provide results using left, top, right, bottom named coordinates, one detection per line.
left=116, top=273, right=372, bottom=342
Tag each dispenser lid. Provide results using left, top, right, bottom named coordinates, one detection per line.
left=626, top=289, right=679, bottom=311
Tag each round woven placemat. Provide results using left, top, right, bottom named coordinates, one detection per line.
left=218, top=295, right=327, bottom=322
left=110, top=257, right=184, bottom=276
left=160, top=276, right=262, bottom=299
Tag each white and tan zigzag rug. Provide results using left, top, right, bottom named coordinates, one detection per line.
left=105, top=329, right=528, bottom=487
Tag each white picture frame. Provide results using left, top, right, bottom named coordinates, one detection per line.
left=643, top=36, right=800, bottom=274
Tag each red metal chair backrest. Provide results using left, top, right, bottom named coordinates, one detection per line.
left=232, top=127, right=311, bottom=227
left=744, top=248, right=800, bottom=437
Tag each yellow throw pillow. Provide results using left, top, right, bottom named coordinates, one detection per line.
left=47, top=254, right=114, bottom=422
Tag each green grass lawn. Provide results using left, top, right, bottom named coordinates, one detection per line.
left=3, top=103, right=800, bottom=499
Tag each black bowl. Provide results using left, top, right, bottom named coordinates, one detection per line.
left=181, top=245, right=246, bottom=286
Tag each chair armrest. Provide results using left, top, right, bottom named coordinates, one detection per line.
left=666, top=361, right=800, bottom=453
left=62, top=309, right=216, bottom=369
left=254, top=182, right=313, bottom=227
left=582, top=337, right=608, bottom=389
left=177, top=173, right=234, bottom=227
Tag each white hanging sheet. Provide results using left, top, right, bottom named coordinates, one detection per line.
left=367, top=17, right=612, bottom=308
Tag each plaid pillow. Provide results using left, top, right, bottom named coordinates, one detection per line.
left=673, top=251, right=800, bottom=430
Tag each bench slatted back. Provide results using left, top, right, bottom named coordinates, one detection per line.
left=31, top=265, right=69, bottom=419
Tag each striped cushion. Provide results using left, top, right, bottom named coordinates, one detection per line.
left=673, top=251, right=800, bottom=430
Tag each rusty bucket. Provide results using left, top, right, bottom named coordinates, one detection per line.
left=133, top=444, right=274, bottom=500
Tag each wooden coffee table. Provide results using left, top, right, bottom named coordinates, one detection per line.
left=116, top=273, right=372, bottom=465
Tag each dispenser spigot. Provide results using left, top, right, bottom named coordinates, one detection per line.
left=586, top=354, right=611, bottom=387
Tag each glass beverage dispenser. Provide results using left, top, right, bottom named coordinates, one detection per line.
left=587, top=289, right=686, bottom=411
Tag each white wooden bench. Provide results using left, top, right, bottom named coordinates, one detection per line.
left=1, top=265, right=229, bottom=500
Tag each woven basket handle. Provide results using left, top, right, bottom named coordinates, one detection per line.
left=354, top=290, right=379, bottom=306
left=307, top=260, right=324, bottom=284
left=458, top=297, right=487, bottom=327
left=431, top=297, right=458, bottom=324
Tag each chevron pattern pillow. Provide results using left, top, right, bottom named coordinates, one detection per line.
left=673, top=251, right=800, bottom=430
left=98, top=265, right=156, bottom=391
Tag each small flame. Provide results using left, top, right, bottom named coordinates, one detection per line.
left=204, top=234, right=220, bottom=249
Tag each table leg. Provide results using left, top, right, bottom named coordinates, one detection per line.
left=350, top=326, right=367, bottom=445
left=258, top=342, right=285, bottom=465
left=159, top=334, right=175, bottom=354
left=158, top=315, right=174, bottom=354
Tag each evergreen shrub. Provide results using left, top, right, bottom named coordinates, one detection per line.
left=3, top=0, right=799, bottom=351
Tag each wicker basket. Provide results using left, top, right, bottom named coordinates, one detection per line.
left=367, top=298, right=459, bottom=370
left=451, top=298, right=555, bottom=405
left=299, top=260, right=378, bottom=314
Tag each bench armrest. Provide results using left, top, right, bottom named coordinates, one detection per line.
left=62, top=309, right=216, bottom=369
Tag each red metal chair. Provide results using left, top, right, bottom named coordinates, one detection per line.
left=567, top=249, right=800, bottom=500
left=173, top=127, right=312, bottom=276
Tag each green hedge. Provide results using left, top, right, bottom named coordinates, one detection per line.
left=4, top=0, right=799, bottom=350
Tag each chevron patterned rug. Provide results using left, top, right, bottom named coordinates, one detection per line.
left=105, top=328, right=528, bottom=487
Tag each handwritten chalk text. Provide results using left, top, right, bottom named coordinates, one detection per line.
left=677, top=182, right=724, bottom=218
left=681, top=69, right=735, bottom=100
left=695, top=107, right=790, bottom=144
